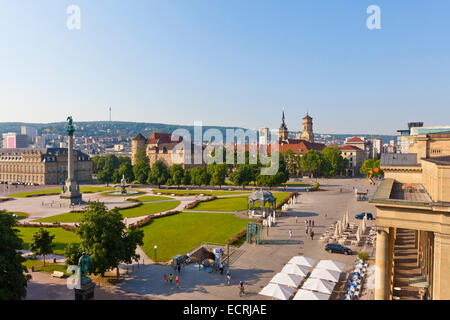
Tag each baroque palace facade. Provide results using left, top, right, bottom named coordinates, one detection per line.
left=0, top=148, right=92, bottom=185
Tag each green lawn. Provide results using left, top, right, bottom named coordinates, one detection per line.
left=33, top=201, right=181, bottom=223
left=187, top=192, right=290, bottom=212
left=16, top=227, right=81, bottom=255
left=9, top=186, right=115, bottom=198
left=153, top=189, right=251, bottom=196
left=126, top=195, right=172, bottom=202
left=118, top=201, right=180, bottom=218
left=4, top=211, right=29, bottom=219
left=22, top=259, right=71, bottom=276
left=140, top=211, right=248, bottom=262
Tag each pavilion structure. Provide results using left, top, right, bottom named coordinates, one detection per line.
left=247, top=190, right=276, bottom=218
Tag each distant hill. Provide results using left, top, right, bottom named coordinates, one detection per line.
left=0, top=121, right=396, bottom=143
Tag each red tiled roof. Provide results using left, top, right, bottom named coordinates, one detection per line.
left=347, top=137, right=364, bottom=143
left=340, top=145, right=362, bottom=151
left=279, top=139, right=326, bottom=154
left=147, top=133, right=182, bottom=144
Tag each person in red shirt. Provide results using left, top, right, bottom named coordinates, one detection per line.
left=176, top=275, right=180, bottom=289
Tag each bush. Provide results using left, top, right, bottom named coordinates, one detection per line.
left=358, top=252, right=369, bottom=261
left=228, top=228, right=247, bottom=246
left=275, top=192, right=299, bottom=210
left=184, top=196, right=217, bottom=210
left=312, top=182, right=320, bottom=190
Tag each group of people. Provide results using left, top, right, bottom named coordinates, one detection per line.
left=163, top=273, right=180, bottom=288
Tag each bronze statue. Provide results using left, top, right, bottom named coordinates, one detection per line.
left=78, top=252, right=93, bottom=284
left=66, top=116, right=75, bottom=136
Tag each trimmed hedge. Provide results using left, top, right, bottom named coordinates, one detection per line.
left=228, top=228, right=247, bottom=246
left=129, top=210, right=182, bottom=229
left=276, top=192, right=299, bottom=210
left=184, top=196, right=217, bottom=210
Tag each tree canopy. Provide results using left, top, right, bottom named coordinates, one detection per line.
left=30, top=228, right=55, bottom=266
left=76, top=202, right=144, bottom=277
left=0, top=211, right=30, bottom=300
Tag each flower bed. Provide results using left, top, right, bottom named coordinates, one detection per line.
left=276, top=191, right=299, bottom=210
left=184, top=196, right=217, bottom=210
left=129, top=210, right=182, bottom=229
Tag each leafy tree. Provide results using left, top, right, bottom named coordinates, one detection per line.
left=92, top=156, right=105, bottom=174
left=183, top=169, right=191, bottom=185
left=169, top=164, right=185, bottom=188
left=77, top=202, right=144, bottom=279
left=282, top=149, right=302, bottom=177
left=360, top=158, right=384, bottom=178
left=208, top=164, right=227, bottom=188
left=113, top=160, right=134, bottom=184
left=301, top=150, right=322, bottom=177
left=0, top=211, right=30, bottom=300
left=189, top=166, right=210, bottom=187
left=147, top=161, right=170, bottom=187
left=30, top=228, right=55, bottom=266
left=132, top=149, right=150, bottom=184
left=229, top=165, right=253, bottom=189
left=64, top=243, right=83, bottom=266
left=321, top=147, right=345, bottom=176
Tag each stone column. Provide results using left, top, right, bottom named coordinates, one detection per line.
left=375, top=227, right=390, bottom=300
left=432, top=232, right=450, bottom=299
left=67, top=135, right=74, bottom=181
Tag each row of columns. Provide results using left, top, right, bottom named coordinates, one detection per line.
left=375, top=227, right=396, bottom=300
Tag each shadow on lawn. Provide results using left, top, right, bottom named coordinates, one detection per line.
left=117, top=264, right=273, bottom=298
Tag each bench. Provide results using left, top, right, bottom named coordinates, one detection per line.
left=51, top=271, right=65, bottom=278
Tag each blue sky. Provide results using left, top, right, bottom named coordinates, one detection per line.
left=1, top=0, right=449, bottom=135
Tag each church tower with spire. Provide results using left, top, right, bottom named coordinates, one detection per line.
left=301, top=113, right=314, bottom=142
left=279, top=110, right=289, bottom=142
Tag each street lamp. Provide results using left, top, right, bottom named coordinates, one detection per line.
left=154, top=245, right=157, bottom=262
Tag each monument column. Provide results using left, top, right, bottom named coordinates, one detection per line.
left=60, top=116, right=82, bottom=205
left=375, top=227, right=390, bottom=300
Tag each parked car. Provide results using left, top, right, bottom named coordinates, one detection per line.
left=355, top=212, right=374, bottom=220
left=325, top=243, right=352, bottom=255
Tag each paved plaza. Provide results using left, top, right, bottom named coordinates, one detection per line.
left=7, top=178, right=379, bottom=300
left=114, top=178, right=378, bottom=300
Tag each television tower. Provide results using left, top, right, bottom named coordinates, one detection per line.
left=109, top=107, right=111, bottom=122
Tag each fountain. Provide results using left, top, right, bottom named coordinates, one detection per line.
left=107, top=175, right=139, bottom=196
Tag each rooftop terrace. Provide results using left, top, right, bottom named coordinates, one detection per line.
left=370, top=178, right=432, bottom=207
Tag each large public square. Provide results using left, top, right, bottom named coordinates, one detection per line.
left=0, top=177, right=378, bottom=300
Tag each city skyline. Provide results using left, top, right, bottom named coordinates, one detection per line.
left=1, top=1, right=450, bottom=135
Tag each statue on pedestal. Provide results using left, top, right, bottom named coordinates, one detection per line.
left=78, top=252, right=93, bottom=285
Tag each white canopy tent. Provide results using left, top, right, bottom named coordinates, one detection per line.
left=293, top=289, right=330, bottom=300
left=315, top=260, right=345, bottom=272
left=269, top=273, right=303, bottom=288
left=281, top=264, right=311, bottom=277
left=259, top=283, right=295, bottom=300
left=309, top=268, right=341, bottom=282
left=302, top=278, right=336, bottom=295
left=288, top=256, right=316, bottom=268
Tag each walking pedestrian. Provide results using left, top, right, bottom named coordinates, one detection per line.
left=308, top=219, right=311, bottom=227
left=169, top=273, right=173, bottom=285
left=164, top=274, right=168, bottom=284
left=239, top=281, right=245, bottom=297
left=312, top=220, right=314, bottom=227
left=306, top=226, right=309, bottom=234
left=176, top=275, right=180, bottom=288
left=219, top=263, right=224, bottom=275
left=227, top=272, right=232, bottom=286
left=325, top=213, right=327, bottom=219
left=177, top=264, right=181, bottom=274
left=295, top=216, right=298, bottom=224
left=289, top=230, right=293, bottom=239
left=311, top=230, right=314, bottom=240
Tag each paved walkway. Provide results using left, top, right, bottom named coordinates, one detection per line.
left=113, top=178, right=378, bottom=300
